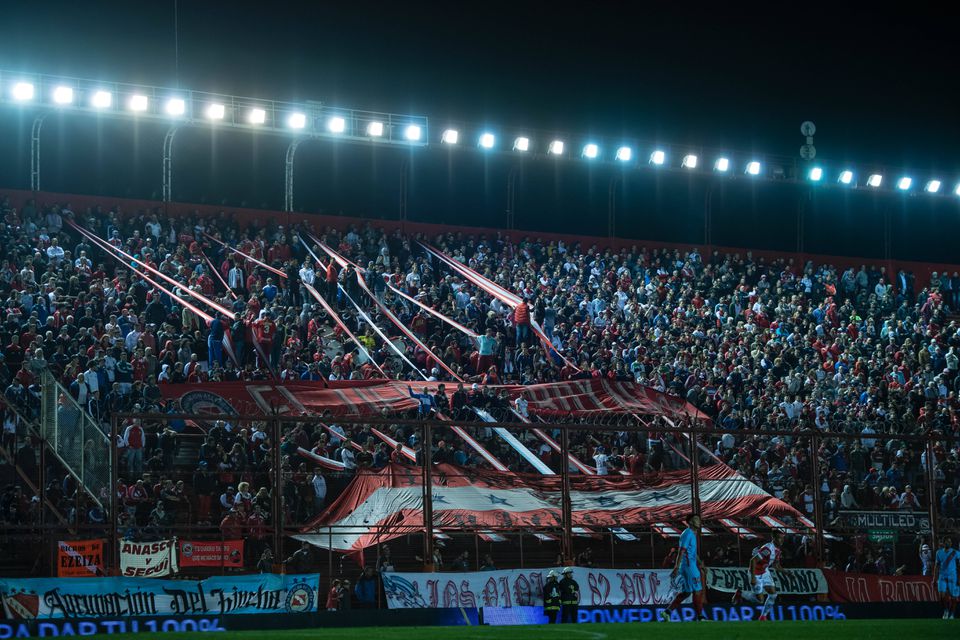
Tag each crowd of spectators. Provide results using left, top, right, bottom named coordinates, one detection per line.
left=0, top=192, right=958, bottom=579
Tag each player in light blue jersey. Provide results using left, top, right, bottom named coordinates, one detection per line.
left=934, top=536, right=958, bottom=619
left=660, top=513, right=708, bottom=622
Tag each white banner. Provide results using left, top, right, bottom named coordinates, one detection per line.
left=705, top=567, right=828, bottom=594
left=382, top=565, right=829, bottom=608
left=382, top=567, right=680, bottom=609
left=119, top=539, right=179, bottom=578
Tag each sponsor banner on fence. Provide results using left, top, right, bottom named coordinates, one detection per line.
left=119, top=539, right=178, bottom=578
left=57, top=540, right=105, bottom=578
left=833, top=511, right=931, bottom=531
left=822, top=569, right=936, bottom=603
left=383, top=567, right=682, bottom=609
left=705, top=567, right=828, bottom=594
left=178, top=540, right=244, bottom=568
left=0, top=574, right=320, bottom=619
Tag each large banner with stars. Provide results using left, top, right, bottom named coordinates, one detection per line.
left=296, top=462, right=800, bottom=553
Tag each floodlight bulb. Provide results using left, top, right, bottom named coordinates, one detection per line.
left=838, top=170, right=854, bottom=185
left=548, top=140, right=564, bottom=155
left=441, top=129, right=459, bottom=144
left=582, top=144, right=599, bottom=159
left=206, top=103, right=225, bottom=120
left=513, top=137, right=530, bottom=151
left=91, top=90, right=112, bottom=108
left=367, top=121, right=384, bottom=137
left=479, top=133, right=495, bottom=148
left=682, top=154, right=698, bottom=169
left=404, top=124, right=422, bottom=141
left=648, top=150, right=664, bottom=165
left=52, top=86, right=74, bottom=104
left=925, top=180, right=941, bottom=193
left=715, top=157, right=730, bottom=172
left=867, top=174, right=882, bottom=187
left=12, top=82, right=34, bottom=101
left=896, top=177, right=912, bottom=191
left=165, top=98, right=185, bottom=116
left=327, top=116, right=346, bottom=133
left=809, top=167, right=823, bottom=181
left=288, top=113, right=307, bottom=129
left=746, top=161, right=761, bottom=175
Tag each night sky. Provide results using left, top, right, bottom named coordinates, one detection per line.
left=3, top=1, right=959, bottom=173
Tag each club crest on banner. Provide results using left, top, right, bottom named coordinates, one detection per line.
left=178, top=390, right=239, bottom=417
left=284, top=579, right=316, bottom=613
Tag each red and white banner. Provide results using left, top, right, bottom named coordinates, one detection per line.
left=822, top=569, right=936, bottom=603
left=705, top=567, right=827, bottom=594
left=119, top=539, right=179, bottom=578
left=178, top=540, right=245, bottom=568
left=159, top=379, right=706, bottom=420
left=295, top=462, right=800, bottom=553
left=57, top=539, right=105, bottom=577
left=382, top=567, right=678, bottom=609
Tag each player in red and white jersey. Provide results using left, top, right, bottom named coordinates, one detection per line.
left=732, top=530, right=785, bottom=620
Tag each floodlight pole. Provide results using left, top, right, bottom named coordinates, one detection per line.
left=608, top=175, right=622, bottom=238
left=284, top=139, right=304, bottom=213
left=506, top=166, right=518, bottom=230
left=421, top=421, right=435, bottom=571
left=399, top=159, right=409, bottom=231
left=560, top=426, right=573, bottom=565
left=162, top=125, right=183, bottom=203
left=31, top=114, right=47, bottom=192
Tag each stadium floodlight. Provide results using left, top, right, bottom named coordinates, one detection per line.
left=165, top=98, right=186, bottom=116
left=249, top=108, right=267, bottom=124
left=12, top=82, right=34, bottom=101
left=714, top=157, right=730, bottom=172
left=441, top=129, right=459, bottom=144
left=206, top=103, right=225, bottom=120
left=615, top=146, right=632, bottom=161
left=745, top=161, right=761, bottom=176
left=896, top=177, right=912, bottom=191
left=867, top=174, right=882, bottom=187
left=91, top=90, right=112, bottom=108
left=513, top=137, right=530, bottom=152
left=327, top=116, right=346, bottom=133
left=479, top=132, right=495, bottom=149
left=52, top=86, right=74, bottom=105
left=838, top=170, right=854, bottom=185
left=682, top=154, right=698, bottom=169
left=548, top=140, right=564, bottom=155
left=648, top=149, right=664, bottom=165
left=809, top=167, right=823, bottom=182
left=955, top=183, right=960, bottom=196
left=404, top=124, right=422, bottom=141
left=288, top=112, right=307, bottom=129
left=925, top=180, right=941, bottom=193
left=129, top=94, right=149, bottom=112
left=582, top=143, right=599, bottom=159
left=366, top=121, right=384, bottom=137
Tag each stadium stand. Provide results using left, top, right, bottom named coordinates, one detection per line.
left=0, top=190, right=958, bottom=602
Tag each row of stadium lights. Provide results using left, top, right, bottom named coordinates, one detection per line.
left=7, top=80, right=957, bottom=195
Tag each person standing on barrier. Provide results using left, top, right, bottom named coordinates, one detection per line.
left=543, top=570, right=561, bottom=624
left=559, top=567, right=580, bottom=623
left=934, top=536, right=958, bottom=619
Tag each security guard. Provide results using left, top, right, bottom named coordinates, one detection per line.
left=559, top=567, right=580, bottom=623
left=543, top=570, right=562, bottom=624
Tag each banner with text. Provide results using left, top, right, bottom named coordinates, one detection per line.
left=822, top=569, right=936, bottom=603
left=178, top=540, right=244, bottom=568
left=0, top=574, right=320, bottom=619
left=383, top=567, right=682, bottom=609
left=57, top=540, right=105, bottom=578
left=705, top=567, right=828, bottom=594
left=119, top=539, right=179, bottom=578
left=833, top=511, right=931, bottom=531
